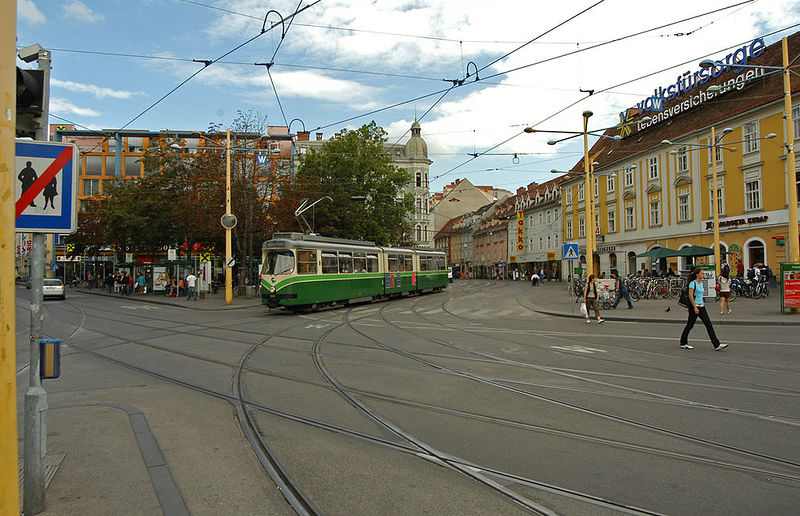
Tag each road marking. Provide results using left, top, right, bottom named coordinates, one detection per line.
left=120, top=305, right=161, bottom=310
left=550, top=345, right=607, bottom=354
left=305, top=323, right=331, bottom=329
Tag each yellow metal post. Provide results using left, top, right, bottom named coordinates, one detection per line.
left=225, top=129, right=233, bottom=305
left=711, top=126, right=721, bottom=277
left=582, top=110, right=594, bottom=277
left=783, top=37, right=799, bottom=264
left=1, top=1, right=21, bottom=513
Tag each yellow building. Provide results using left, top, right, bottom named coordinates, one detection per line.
left=562, top=32, right=799, bottom=277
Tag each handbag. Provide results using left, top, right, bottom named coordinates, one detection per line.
left=678, top=281, right=691, bottom=308
left=715, top=284, right=721, bottom=293
left=580, top=302, right=588, bottom=317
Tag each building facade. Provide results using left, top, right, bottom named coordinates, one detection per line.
left=560, top=32, right=800, bottom=278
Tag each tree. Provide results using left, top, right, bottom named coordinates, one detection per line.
left=273, top=122, right=413, bottom=246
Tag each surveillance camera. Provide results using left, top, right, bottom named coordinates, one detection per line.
left=18, top=43, right=43, bottom=63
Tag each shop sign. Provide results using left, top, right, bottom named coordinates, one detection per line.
left=516, top=210, right=524, bottom=252
left=618, top=38, right=766, bottom=138
left=700, top=210, right=784, bottom=233
left=547, top=252, right=556, bottom=260
left=596, top=245, right=616, bottom=254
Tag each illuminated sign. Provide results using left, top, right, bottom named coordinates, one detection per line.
left=516, top=210, right=524, bottom=252
left=618, top=38, right=767, bottom=137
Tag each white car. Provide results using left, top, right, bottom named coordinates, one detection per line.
left=43, top=279, right=66, bottom=300
left=447, top=267, right=453, bottom=282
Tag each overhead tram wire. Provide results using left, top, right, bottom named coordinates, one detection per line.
left=387, top=1, right=604, bottom=148
left=259, top=1, right=306, bottom=127
left=476, top=0, right=605, bottom=76
left=76, top=1, right=320, bottom=157
left=119, top=1, right=320, bottom=133
left=480, top=0, right=756, bottom=82
left=311, top=0, right=760, bottom=139
left=44, top=47, right=445, bottom=82
left=432, top=2, right=773, bottom=181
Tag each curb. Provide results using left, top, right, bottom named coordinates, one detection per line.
left=73, top=289, right=264, bottom=310
left=532, top=308, right=800, bottom=326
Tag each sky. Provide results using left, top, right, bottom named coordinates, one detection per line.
left=15, top=0, right=800, bottom=194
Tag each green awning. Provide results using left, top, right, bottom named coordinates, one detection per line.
left=635, top=247, right=679, bottom=258
left=675, top=245, right=716, bottom=257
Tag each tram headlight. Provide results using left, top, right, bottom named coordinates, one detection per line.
left=269, top=287, right=276, bottom=293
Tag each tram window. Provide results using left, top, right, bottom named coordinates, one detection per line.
left=388, top=254, right=400, bottom=272
left=435, top=256, right=445, bottom=270
left=353, top=253, right=367, bottom=273
left=419, top=256, right=430, bottom=271
left=339, top=252, right=353, bottom=273
left=263, top=250, right=294, bottom=275
left=366, top=254, right=379, bottom=272
left=403, top=255, right=413, bottom=272
left=321, top=252, right=338, bottom=274
left=296, top=249, right=316, bottom=275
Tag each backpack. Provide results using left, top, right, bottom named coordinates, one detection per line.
left=677, top=279, right=691, bottom=308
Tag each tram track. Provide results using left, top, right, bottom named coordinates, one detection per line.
left=15, top=284, right=800, bottom=513
left=357, top=296, right=800, bottom=472
left=40, top=298, right=557, bottom=514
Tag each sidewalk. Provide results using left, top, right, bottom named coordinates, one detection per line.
left=522, top=281, right=800, bottom=326
left=73, top=286, right=265, bottom=310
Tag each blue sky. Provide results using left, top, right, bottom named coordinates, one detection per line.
left=15, top=0, right=800, bottom=193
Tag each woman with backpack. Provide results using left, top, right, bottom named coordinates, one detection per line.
left=680, top=268, right=728, bottom=351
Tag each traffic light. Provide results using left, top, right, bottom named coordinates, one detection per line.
left=16, top=67, right=44, bottom=138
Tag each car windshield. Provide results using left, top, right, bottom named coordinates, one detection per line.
left=263, top=250, right=295, bottom=275
left=44, top=279, right=62, bottom=286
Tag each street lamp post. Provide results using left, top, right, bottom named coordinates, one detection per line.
left=582, top=111, right=595, bottom=276
left=525, top=115, right=648, bottom=277
left=710, top=126, right=732, bottom=277
left=700, top=36, right=797, bottom=264
left=662, top=130, right=775, bottom=276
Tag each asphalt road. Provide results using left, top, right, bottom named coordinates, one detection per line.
left=14, top=281, right=800, bottom=515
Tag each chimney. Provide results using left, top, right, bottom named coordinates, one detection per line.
left=297, top=131, right=310, bottom=141
left=316, top=132, right=323, bottom=141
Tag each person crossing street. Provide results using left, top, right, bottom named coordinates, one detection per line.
left=611, top=271, right=633, bottom=309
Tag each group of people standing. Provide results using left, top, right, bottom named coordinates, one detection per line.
left=103, top=271, right=147, bottom=295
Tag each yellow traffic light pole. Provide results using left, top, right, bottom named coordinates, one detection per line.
left=1, top=2, right=21, bottom=514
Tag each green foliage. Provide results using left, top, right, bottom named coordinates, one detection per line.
left=284, top=122, right=413, bottom=246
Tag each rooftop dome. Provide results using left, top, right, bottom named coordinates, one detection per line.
left=405, top=121, right=428, bottom=159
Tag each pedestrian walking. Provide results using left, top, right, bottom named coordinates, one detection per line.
left=531, top=271, right=539, bottom=286
left=186, top=272, right=198, bottom=301
left=718, top=270, right=732, bottom=315
left=680, top=268, right=728, bottom=351
left=583, top=274, right=604, bottom=324
left=611, top=271, right=633, bottom=309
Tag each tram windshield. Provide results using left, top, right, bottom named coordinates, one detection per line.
left=263, top=250, right=295, bottom=275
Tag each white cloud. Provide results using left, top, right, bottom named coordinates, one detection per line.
left=51, top=79, right=144, bottom=100
left=18, top=0, right=46, bottom=25
left=62, top=0, right=104, bottom=22
left=50, top=98, right=100, bottom=117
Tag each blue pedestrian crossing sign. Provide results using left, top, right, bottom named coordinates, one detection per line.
left=563, top=243, right=579, bottom=260
left=15, top=140, right=79, bottom=234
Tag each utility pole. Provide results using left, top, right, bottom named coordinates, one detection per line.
left=1, top=1, right=20, bottom=513
left=23, top=44, right=51, bottom=515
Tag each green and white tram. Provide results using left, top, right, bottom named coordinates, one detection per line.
left=260, top=232, right=448, bottom=309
